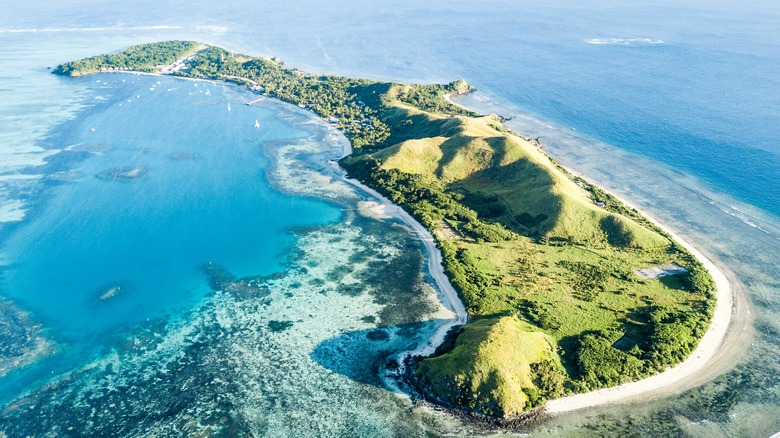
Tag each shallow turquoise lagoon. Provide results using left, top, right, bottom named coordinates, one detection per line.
left=0, top=74, right=343, bottom=400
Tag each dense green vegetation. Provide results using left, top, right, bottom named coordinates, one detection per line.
left=343, top=110, right=715, bottom=411
left=54, top=41, right=199, bottom=76
left=415, top=315, right=566, bottom=417
left=392, top=81, right=478, bottom=117
left=56, top=42, right=718, bottom=419
left=341, top=111, right=715, bottom=414
left=177, top=46, right=392, bottom=148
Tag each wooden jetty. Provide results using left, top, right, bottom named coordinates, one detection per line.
left=245, top=96, right=267, bottom=106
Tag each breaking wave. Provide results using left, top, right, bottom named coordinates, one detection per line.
left=585, top=38, right=664, bottom=46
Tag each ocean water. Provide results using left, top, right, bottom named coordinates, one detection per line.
left=0, top=73, right=350, bottom=401
left=0, top=1, right=779, bottom=436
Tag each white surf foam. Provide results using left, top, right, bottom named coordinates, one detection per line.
left=585, top=38, right=664, bottom=46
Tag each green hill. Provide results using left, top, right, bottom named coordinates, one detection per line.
left=416, top=315, right=565, bottom=417
left=366, top=108, right=667, bottom=249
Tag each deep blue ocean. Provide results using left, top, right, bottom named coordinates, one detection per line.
left=0, top=1, right=778, bottom=436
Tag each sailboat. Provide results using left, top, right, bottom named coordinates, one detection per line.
left=254, top=120, right=260, bottom=128
left=227, top=102, right=231, bottom=112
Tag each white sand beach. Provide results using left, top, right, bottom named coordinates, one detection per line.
left=544, top=173, right=746, bottom=413
left=340, top=176, right=469, bottom=342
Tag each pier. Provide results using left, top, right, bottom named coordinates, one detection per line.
left=245, top=97, right=267, bottom=106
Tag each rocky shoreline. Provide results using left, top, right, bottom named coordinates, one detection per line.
left=395, top=355, right=547, bottom=433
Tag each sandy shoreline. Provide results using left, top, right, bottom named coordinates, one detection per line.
left=443, top=93, right=470, bottom=111
left=111, top=57, right=743, bottom=415
left=338, top=173, right=469, bottom=358
left=545, top=192, right=736, bottom=413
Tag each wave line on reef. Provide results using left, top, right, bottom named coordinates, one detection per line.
left=585, top=38, right=664, bottom=45
left=0, top=25, right=184, bottom=34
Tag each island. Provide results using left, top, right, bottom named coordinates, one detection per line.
left=54, top=41, right=720, bottom=420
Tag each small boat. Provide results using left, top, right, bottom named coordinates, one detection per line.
left=254, top=120, right=260, bottom=128
left=100, top=286, right=121, bottom=301
left=228, top=102, right=231, bottom=112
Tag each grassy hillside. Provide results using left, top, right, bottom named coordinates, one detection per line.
left=368, top=109, right=667, bottom=248
left=415, top=315, right=565, bottom=417
left=57, top=42, right=717, bottom=419
left=343, top=84, right=716, bottom=415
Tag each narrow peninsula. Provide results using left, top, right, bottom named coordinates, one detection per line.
left=55, top=41, right=720, bottom=419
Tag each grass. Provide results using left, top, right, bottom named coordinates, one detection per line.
left=57, top=42, right=717, bottom=419
left=415, top=314, right=564, bottom=417
left=351, top=88, right=715, bottom=415
left=371, top=113, right=669, bottom=249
